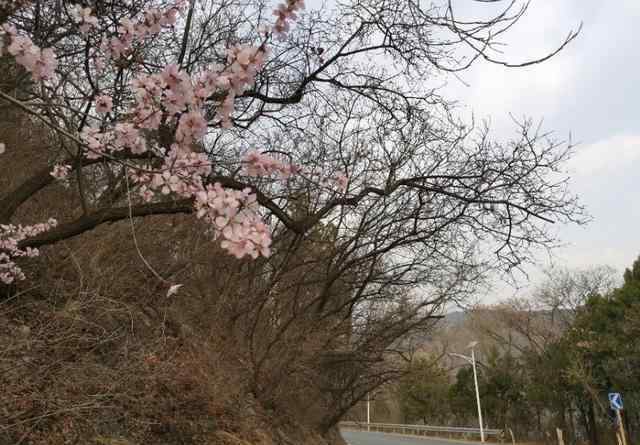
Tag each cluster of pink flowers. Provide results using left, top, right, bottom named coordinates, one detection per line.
left=129, top=72, right=166, bottom=130
left=160, top=64, right=195, bottom=113
left=334, top=173, right=348, bottom=191
left=243, top=150, right=349, bottom=191
left=218, top=45, right=269, bottom=127
left=194, top=183, right=271, bottom=259
left=243, top=150, right=300, bottom=177
left=176, top=110, right=208, bottom=145
left=130, top=144, right=212, bottom=201
left=80, top=123, right=147, bottom=159
left=113, top=123, right=147, bottom=154
left=0, top=219, right=58, bottom=284
left=0, top=0, right=349, bottom=269
left=70, top=5, right=99, bottom=34
left=129, top=48, right=269, bottom=130
left=0, top=24, right=57, bottom=81
left=225, top=45, right=269, bottom=93
left=273, top=0, right=305, bottom=38
left=83, top=51, right=269, bottom=175
left=317, top=172, right=349, bottom=192
left=79, top=127, right=109, bottom=159
left=95, top=95, right=113, bottom=114
left=100, top=2, right=184, bottom=61
left=50, top=164, right=72, bottom=180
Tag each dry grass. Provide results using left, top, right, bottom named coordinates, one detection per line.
left=0, top=214, right=342, bottom=444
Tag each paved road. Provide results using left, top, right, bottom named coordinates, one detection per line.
left=341, top=430, right=476, bottom=445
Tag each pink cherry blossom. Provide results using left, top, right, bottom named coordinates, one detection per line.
left=134, top=106, right=162, bottom=130
left=113, top=123, right=147, bottom=154
left=218, top=93, right=236, bottom=128
left=80, top=127, right=107, bottom=159
left=194, top=183, right=272, bottom=259
left=273, top=0, right=305, bottom=39
left=161, top=64, right=182, bottom=90
left=243, top=150, right=299, bottom=178
left=95, top=95, right=113, bottom=114
left=34, top=48, right=57, bottom=80
left=176, top=111, right=208, bottom=144
left=0, top=218, right=58, bottom=284
left=70, top=5, right=99, bottom=34
left=335, top=173, right=348, bottom=191
left=139, top=186, right=155, bottom=202
left=50, top=164, right=71, bottom=180
left=102, top=3, right=186, bottom=60
left=94, top=57, right=105, bottom=71
left=3, top=27, right=57, bottom=81
left=7, top=33, right=57, bottom=81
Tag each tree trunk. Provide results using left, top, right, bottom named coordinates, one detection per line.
left=587, top=399, right=599, bottom=445
left=579, top=404, right=590, bottom=445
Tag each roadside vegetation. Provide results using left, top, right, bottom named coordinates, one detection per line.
left=369, top=260, right=640, bottom=445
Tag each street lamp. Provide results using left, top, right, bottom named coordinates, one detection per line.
left=366, top=392, right=370, bottom=432
left=449, top=341, right=485, bottom=443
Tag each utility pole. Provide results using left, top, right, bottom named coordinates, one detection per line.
left=449, top=341, right=485, bottom=443
left=616, top=409, right=628, bottom=445
left=367, top=392, right=371, bottom=432
left=470, top=342, right=485, bottom=443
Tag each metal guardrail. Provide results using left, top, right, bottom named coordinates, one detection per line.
left=340, top=421, right=504, bottom=441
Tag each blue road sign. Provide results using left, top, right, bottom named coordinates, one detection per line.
left=609, top=393, right=623, bottom=411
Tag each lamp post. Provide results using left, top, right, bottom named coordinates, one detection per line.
left=449, top=341, right=485, bottom=443
left=367, top=392, right=370, bottom=432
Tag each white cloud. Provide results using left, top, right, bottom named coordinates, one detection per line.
left=570, top=134, right=640, bottom=176
left=554, top=246, right=630, bottom=272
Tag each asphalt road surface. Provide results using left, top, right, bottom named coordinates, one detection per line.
left=341, top=430, right=477, bottom=445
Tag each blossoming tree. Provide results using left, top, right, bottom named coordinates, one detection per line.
left=0, top=0, right=583, bottom=294
left=0, top=0, right=593, bottom=440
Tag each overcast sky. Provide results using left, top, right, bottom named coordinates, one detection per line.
left=439, top=0, right=640, bottom=301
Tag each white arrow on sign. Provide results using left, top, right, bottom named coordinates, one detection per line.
left=609, top=393, right=623, bottom=411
